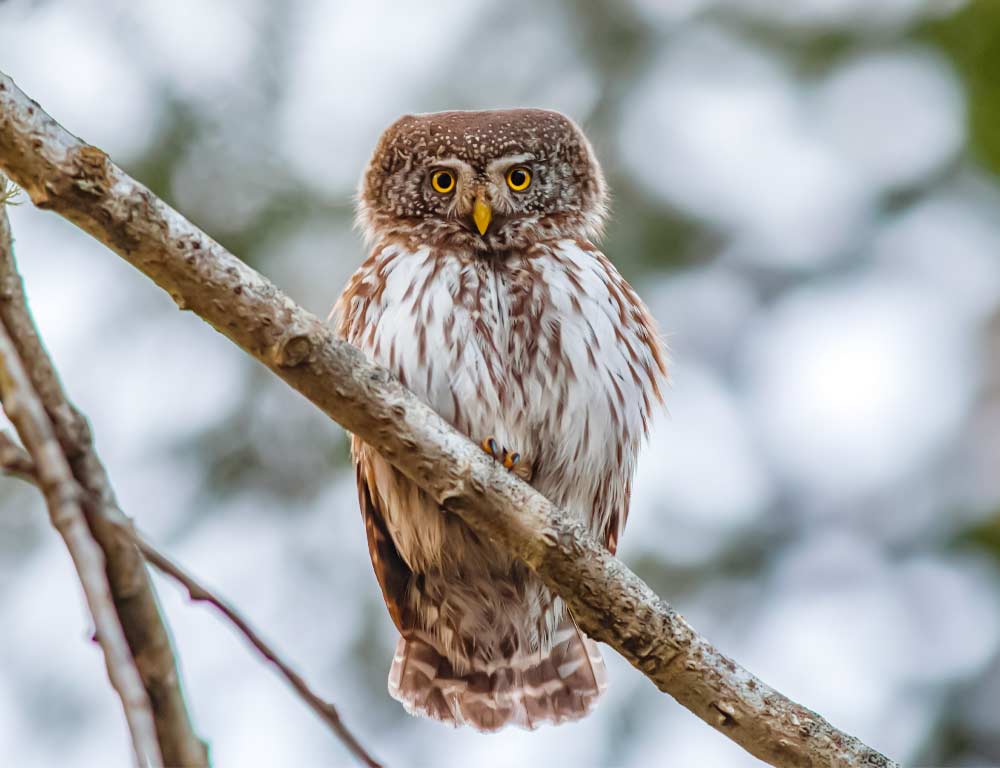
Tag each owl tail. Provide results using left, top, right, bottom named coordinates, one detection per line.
left=388, top=619, right=607, bottom=732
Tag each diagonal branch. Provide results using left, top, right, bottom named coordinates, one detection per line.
left=0, top=316, right=162, bottom=767
left=0, top=184, right=209, bottom=767
left=0, top=70, right=896, bottom=768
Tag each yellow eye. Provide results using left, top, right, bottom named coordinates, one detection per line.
left=431, top=169, right=456, bottom=194
left=506, top=166, right=531, bottom=191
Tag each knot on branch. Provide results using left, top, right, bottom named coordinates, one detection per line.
left=72, top=145, right=111, bottom=198
left=272, top=331, right=315, bottom=368
left=36, top=144, right=113, bottom=209
left=712, top=700, right=738, bottom=728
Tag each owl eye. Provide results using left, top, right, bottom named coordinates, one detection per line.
left=430, top=169, right=456, bottom=194
left=506, top=166, right=532, bottom=191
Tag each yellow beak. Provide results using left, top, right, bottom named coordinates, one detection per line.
left=473, top=194, right=492, bottom=236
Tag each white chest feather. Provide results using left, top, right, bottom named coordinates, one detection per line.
left=336, top=238, right=666, bottom=566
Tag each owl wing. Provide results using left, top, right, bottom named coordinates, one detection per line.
left=354, top=441, right=412, bottom=634
left=334, top=251, right=417, bottom=634
left=550, top=243, right=667, bottom=557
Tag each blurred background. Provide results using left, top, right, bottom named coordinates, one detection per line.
left=1, top=0, right=999, bottom=765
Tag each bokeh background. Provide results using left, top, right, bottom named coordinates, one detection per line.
left=1, top=0, right=999, bottom=765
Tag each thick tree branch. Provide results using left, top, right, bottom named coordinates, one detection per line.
left=0, top=316, right=162, bottom=766
left=0, top=70, right=896, bottom=768
left=0, top=188, right=209, bottom=767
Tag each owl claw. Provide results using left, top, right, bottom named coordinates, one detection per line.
left=480, top=437, right=532, bottom=482
left=481, top=437, right=500, bottom=459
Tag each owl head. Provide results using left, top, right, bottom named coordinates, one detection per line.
left=357, top=109, right=609, bottom=253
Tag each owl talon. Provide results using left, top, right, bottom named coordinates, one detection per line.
left=481, top=436, right=501, bottom=459
left=480, top=437, right=532, bottom=482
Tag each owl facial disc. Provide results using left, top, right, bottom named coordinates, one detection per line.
left=358, top=108, right=610, bottom=252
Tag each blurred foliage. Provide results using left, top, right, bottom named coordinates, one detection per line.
left=923, top=0, right=1000, bottom=177
left=952, top=509, right=1000, bottom=557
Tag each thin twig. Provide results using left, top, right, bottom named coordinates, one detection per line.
left=0, top=434, right=383, bottom=768
left=137, top=538, right=384, bottom=768
left=0, top=174, right=20, bottom=206
left=0, top=69, right=897, bottom=767
left=0, top=186, right=208, bottom=767
left=0, top=323, right=162, bottom=767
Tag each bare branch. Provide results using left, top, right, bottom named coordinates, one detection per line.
left=137, top=536, right=384, bottom=768
left=0, top=406, right=384, bottom=768
left=0, top=70, right=896, bottom=767
left=0, top=182, right=209, bottom=766
left=0, top=315, right=162, bottom=767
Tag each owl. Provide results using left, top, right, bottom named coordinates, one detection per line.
left=333, top=109, right=667, bottom=731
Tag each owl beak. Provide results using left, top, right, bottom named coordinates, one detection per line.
left=472, top=193, right=492, bottom=236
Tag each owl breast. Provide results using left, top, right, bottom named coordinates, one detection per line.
left=337, top=238, right=663, bottom=569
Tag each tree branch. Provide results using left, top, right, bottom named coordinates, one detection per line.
left=0, top=431, right=383, bottom=768
left=0, top=313, right=162, bottom=767
left=136, top=538, right=384, bottom=768
left=0, top=183, right=209, bottom=767
left=0, top=70, right=897, bottom=768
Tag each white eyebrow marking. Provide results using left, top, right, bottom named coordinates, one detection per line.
left=487, top=153, right=535, bottom=175
left=430, top=157, right=475, bottom=174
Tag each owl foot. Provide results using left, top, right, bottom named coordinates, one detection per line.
left=480, top=436, right=533, bottom=482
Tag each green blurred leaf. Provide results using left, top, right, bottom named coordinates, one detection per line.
left=923, top=0, right=1000, bottom=176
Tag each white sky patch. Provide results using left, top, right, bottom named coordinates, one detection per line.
left=742, top=273, right=973, bottom=500
left=109, top=0, right=259, bottom=104
left=0, top=3, right=160, bottom=162
left=870, top=177, right=1000, bottom=325
left=894, top=555, right=1000, bottom=684
left=815, top=47, right=965, bottom=192
left=630, top=362, right=773, bottom=566
left=619, top=26, right=873, bottom=269
left=643, top=263, right=761, bottom=364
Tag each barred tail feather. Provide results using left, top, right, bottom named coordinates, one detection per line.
left=388, top=619, right=607, bottom=732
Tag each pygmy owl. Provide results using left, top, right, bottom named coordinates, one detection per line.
left=333, top=109, right=667, bottom=731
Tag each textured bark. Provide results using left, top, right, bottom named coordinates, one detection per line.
left=0, top=182, right=208, bottom=766
left=0, top=70, right=897, bottom=768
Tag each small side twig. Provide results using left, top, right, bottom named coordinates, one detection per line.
left=0, top=429, right=36, bottom=481
left=0, top=174, right=20, bottom=206
left=137, top=539, right=384, bottom=768
left=0, top=433, right=383, bottom=768
left=0, top=327, right=162, bottom=767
